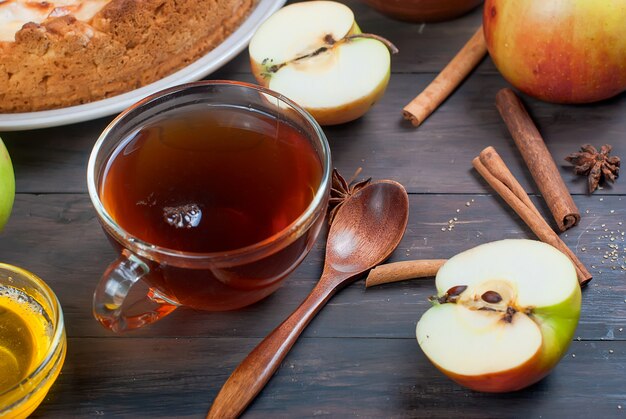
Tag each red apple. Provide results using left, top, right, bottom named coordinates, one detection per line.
left=484, top=0, right=626, bottom=103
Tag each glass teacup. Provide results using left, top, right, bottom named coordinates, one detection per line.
left=88, top=81, right=331, bottom=332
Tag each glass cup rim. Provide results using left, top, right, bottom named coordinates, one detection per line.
left=0, top=263, right=65, bottom=402
left=87, top=80, right=332, bottom=263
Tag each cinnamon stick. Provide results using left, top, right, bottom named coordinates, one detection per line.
left=473, top=146, right=592, bottom=286
left=365, top=259, right=447, bottom=288
left=495, top=88, right=580, bottom=232
left=403, top=25, right=487, bottom=127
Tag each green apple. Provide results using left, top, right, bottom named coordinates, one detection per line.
left=249, top=1, right=395, bottom=126
left=0, top=136, right=15, bottom=231
left=416, top=239, right=581, bottom=392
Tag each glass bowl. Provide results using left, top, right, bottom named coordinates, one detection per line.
left=0, top=264, right=66, bottom=418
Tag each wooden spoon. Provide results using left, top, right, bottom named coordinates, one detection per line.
left=207, top=180, right=409, bottom=418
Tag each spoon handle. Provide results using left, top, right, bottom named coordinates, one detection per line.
left=207, top=273, right=343, bottom=418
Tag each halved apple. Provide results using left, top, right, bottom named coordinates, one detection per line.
left=416, top=239, right=581, bottom=392
left=249, top=1, right=395, bottom=126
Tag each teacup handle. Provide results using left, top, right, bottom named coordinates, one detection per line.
left=93, top=250, right=178, bottom=332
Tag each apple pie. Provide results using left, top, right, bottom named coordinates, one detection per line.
left=0, top=0, right=254, bottom=113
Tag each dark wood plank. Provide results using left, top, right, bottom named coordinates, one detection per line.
left=1, top=193, right=624, bottom=341
left=325, top=74, right=626, bottom=196
left=30, top=337, right=626, bottom=418
left=0, top=118, right=110, bottom=193
left=3, top=73, right=625, bottom=195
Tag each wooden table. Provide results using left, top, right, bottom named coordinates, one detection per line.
left=2, top=2, right=626, bottom=417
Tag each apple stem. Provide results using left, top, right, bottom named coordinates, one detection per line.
left=262, top=45, right=330, bottom=76
left=345, top=34, right=399, bottom=54
left=262, top=33, right=399, bottom=77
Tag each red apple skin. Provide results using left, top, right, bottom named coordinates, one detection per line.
left=484, top=0, right=626, bottom=103
left=428, top=305, right=580, bottom=393
left=430, top=349, right=544, bottom=393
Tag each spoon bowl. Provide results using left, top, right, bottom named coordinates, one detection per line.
left=208, top=180, right=409, bottom=418
left=326, top=180, right=409, bottom=275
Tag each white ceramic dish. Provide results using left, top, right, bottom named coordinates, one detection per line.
left=0, top=0, right=286, bottom=131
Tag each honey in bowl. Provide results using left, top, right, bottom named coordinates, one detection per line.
left=0, top=293, right=41, bottom=392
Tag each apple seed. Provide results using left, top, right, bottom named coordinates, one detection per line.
left=429, top=285, right=467, bottom=305
left=481, top=290, right=503, bottom=304
left=447, top=285, right=468, bottom=296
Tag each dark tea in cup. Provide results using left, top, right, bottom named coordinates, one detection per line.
left=89, top=81, right=331, bottom=331
left=100, top=107, right=322, bottom=253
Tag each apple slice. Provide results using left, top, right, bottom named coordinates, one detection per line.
left=249, top=1, right=396, bottom=126
left=416, top=239, right=581, bottom=392
left=0, top=136, right=14, bottom=232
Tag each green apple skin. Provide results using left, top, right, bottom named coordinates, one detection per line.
left=0, top=137, right=15, bottom=231
left=426, top=288, right=581, bottom=392
left=484, top=0, right=626, bottom=103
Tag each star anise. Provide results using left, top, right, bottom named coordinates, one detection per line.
left=565, top=144, right=620, bottom=193
left=328, top=168, right=372, bottom=225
